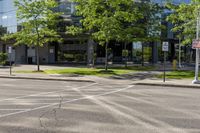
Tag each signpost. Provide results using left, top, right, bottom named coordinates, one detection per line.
left=8, top=46, right=12, bottom=76
left=162, top=42, right=169, bottom=82
left=192, top=39, right=200, bottom=49
left=192, top=39, right=200, bottom=83
left=192, top=11, right=200, bottom=84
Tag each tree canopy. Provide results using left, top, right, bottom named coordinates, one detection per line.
left=67, top=0, right=145, bottom=70
left=68, top=0, right=163, bottom=43
left=4, top=0, right=62, bottom=46
left=3, top=0, right=62, bottom=71
left=68, top=0, right=143, bottom=44
left=0, top=26, right=7, bottom=37
left=66, top=0, right=164, bottom=69
left=166, top=0, right=199, bottom=45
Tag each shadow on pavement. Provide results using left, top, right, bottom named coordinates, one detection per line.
left=109, top=72, right=157, bottom=81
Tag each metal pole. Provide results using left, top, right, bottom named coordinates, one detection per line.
left=9, top=53, right=12, bottom=76
left=193, top=11, right=200, bottom=84
left=163, top=51, right=166, bottom=82
left=194, top=49, right=199, bottom=81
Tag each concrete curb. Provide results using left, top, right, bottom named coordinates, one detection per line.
left=0, top=75, right=95, bottom=83
left=134, top=82, right=200, bottom=89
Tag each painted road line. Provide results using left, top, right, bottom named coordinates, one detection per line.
left=0, top=85, right=134, bottom=118
left=0, top=83, right=97, bottom=103
left=0, top=109, right=30, bottom=111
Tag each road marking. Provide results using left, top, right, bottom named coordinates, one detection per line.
left=0, top=103, right=57, bottom=105
left=0, top=83, right=97, bottom=103
left=0, top=109, right=30, bottom=111
left=100, top=97, right=187, bottom=133
left=0, top=85, right=134, bottom=118
left=1, top=84, right=17, bottom=87
left=117, top=93, right=200, bottom=118
left=71, top=85, right=184, bottom=133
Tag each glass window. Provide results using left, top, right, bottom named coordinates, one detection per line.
left=0, top=0, right=17, bottom=33
left=58, top=0, right=75, bottom=15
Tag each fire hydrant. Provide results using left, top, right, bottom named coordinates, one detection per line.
left=172, top=59, right=177, bottom=71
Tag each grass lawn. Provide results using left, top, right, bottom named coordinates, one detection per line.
left=15, top=66, right=155, bottom=77
left=157, top=70, right=195, bottom=79
left=45, top=68, right=133, bottom=77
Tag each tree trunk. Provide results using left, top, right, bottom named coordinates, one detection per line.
left=36, top=46, right=40, bottom=71
left=35, top=25, right=40, bottom=72
left=87, top=39, right=94, bottom=68
left=105, top=42, right=108, bottom=71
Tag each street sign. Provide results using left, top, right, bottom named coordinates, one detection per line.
left=49, top=49, right=54, bottom=53
left=192, top=39, right=200, bottom=49
left=162, top=42, right=168, bottom=82
left=8, top=46, right=12, bottom=54
left=162, top=42, right=169, bottom=52
left=8, top=46, right=12, bottom=76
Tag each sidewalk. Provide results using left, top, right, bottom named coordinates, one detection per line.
left=0, top=65, right=95, bottom=82
left=134, top=78, right=200, bottom=88
left=0, top=64, right=199, bottom=88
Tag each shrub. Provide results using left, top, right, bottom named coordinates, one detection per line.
left=0, top=53, right=8, bottom=65
left=122, top=50, right=128, bottom=57
left=74, top=54, right=85, bottom=62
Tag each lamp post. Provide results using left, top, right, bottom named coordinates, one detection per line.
left=192, top=11, right=200, bottom=84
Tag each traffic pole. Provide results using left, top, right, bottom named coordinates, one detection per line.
left=162, top=42, right=169, bottom=82
left=163, top=51, right=166, bottom=82
left=9, top=53, right=12, bottom=76
left=193, top=11, right=200, bottom=84
left=8, top=46, right=12, bottom=76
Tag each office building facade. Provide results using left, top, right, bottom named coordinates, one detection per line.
left=0, top=0, right=79, bottom=64
left=0, top=0, right=191, bottom=64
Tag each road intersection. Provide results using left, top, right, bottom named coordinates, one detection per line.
left=0, top=79, right=199, bottom=133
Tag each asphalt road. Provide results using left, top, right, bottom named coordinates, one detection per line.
left=0, top=79, right=199, bottom=133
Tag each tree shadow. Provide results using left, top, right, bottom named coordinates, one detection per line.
left=109, top=71, right=156, bottom=81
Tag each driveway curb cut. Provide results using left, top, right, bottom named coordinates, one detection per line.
left=134, top=82, right=200, bottom=89
left=0, top=76, right=95, bottom=83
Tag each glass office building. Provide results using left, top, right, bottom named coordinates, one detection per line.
left=0, top=0, right=192, bottom=64
left=153, top=0, right=190, bottom=4
left=0, top=0, right=79, bottom=64
left=0, top=0, right=76, bottom=33
left=0, top=0, right=17, bottom=33
left=0, top=0, right=192, bottom=33
left=131, top=0, right=191, bottom=64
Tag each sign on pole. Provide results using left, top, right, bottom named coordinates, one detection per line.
left=8, top=46, right=12, bottom=54
left=192, top=12, right=200, bottom=84
left=192, top=39, right=200, bottom=49
left=8, top=46, right=12, bottom=76
left=162, top=42, right=168, bottom=82
left=162, top=42, right=169, bottom=52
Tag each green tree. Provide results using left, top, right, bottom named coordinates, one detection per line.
left=139, top=1, right=163, bottom=66
left=0, top=26, right=7, bottom=54
left=116, top=1, right=163, bottom=67
left=166, top=1, right=197, bottom=45
left=166, top=1, right=199, bottom=66
left=67, top=0, right=143, bottom=71
left=0, top=26, right=7, bottom=37
left=3, top=0, right=62, bottom=71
